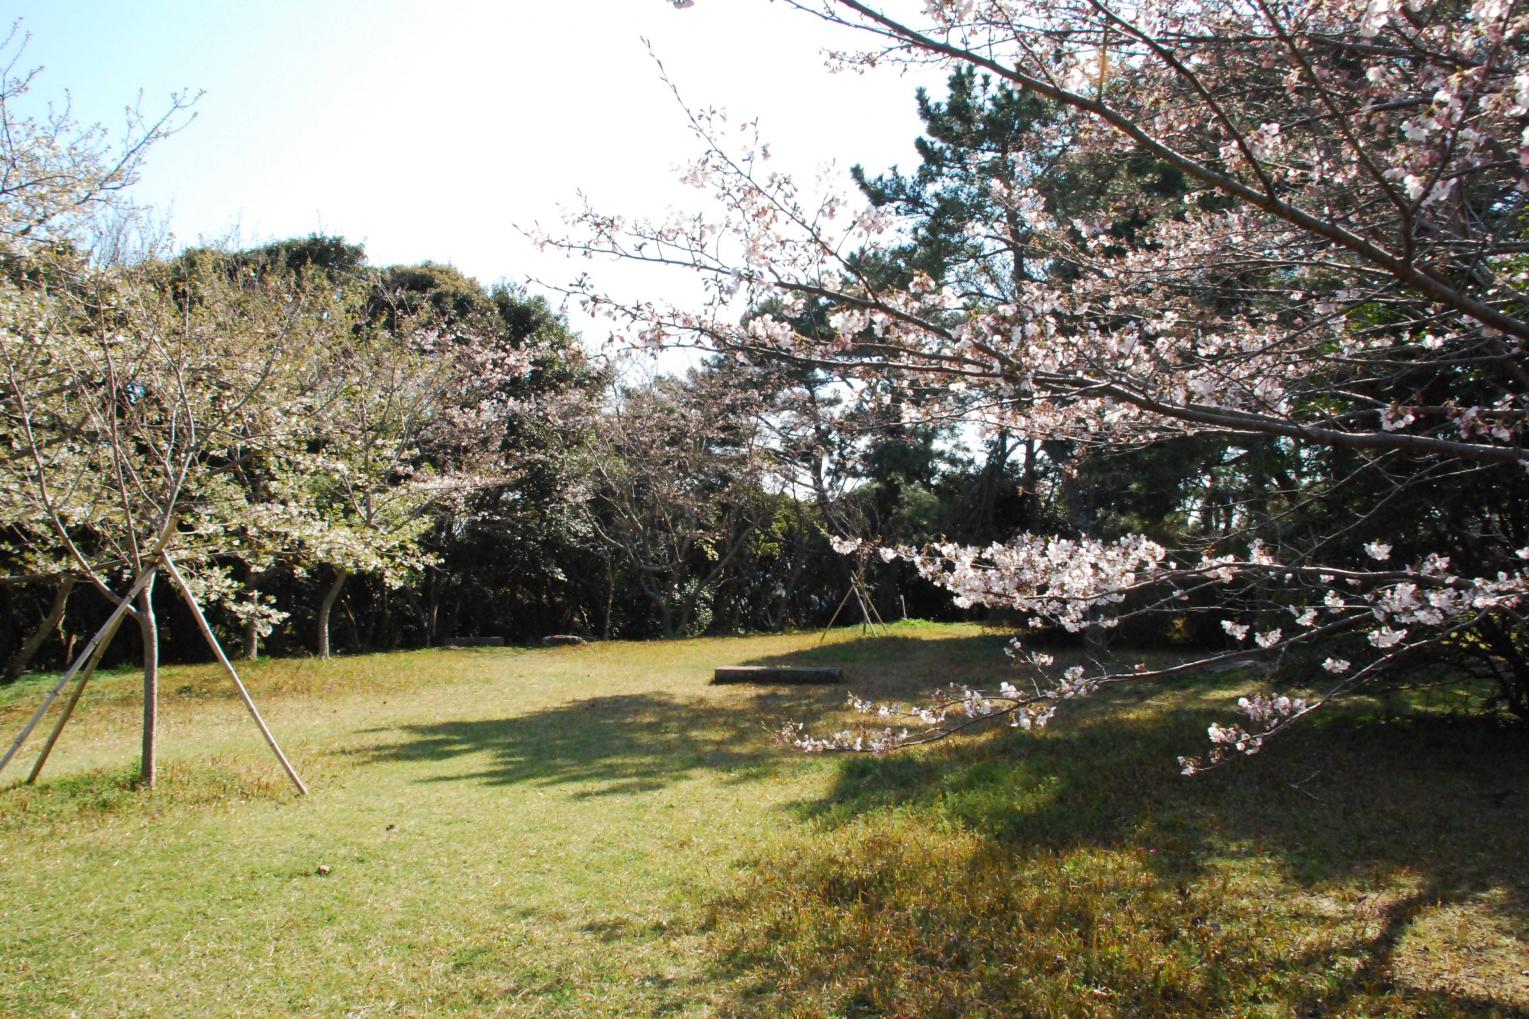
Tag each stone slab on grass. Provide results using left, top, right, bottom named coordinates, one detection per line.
left=711, top=665, right=843, bottom=685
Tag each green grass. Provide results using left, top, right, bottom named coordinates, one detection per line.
left=1, top=623, right=1524, bottom=1017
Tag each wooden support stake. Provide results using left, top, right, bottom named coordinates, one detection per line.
left=864, top=585, right=889, bottom=630
left=0, top=567, right=158, bottom=781
left=161, top=555, right=308, bottom=796
left=851, top=582, right=884, bottom=637
left=817, top=584, right=858, bottom=646
left=25, top=612, right=125, bottom=784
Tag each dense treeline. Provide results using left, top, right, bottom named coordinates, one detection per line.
left=0, top=232, right=1052, bottom=674
left=0, top=52, right=1269, bottom=680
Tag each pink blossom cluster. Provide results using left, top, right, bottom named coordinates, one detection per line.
left=817, top=535, right=1527, bottom=766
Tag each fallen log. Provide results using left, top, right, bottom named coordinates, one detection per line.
left=711, top=665, right=843, bottom=685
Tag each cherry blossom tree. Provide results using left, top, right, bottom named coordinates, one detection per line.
left=0, top=39, right=326, bottom=789
left=584, top=365, right=773, bottom=637
left=554, top=0, right=1529, bottom=768
left=0, top=25, right=193, bottom=258
left=189, top=248, right=583, bottom=658
left=296, top=297, right=540, bottom=659
left=0, top=253, right=336, bottom=789
left=0, top=26, right=193, bottom=682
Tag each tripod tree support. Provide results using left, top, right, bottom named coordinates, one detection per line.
left=817, top=573, right=885, bottom=646
left=0, top=566, right=158, bottom=782
left=817, top=585, right=858, bottom=645
left=25, top=612, right=126, bottom=784
left=161, top=555, right=308, bottom=796
left=853, top=583, right=888, bottom=632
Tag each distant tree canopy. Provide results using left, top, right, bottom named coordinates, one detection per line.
left=4, top=211, right=1010, bottom=690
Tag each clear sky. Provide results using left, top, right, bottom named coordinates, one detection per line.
left=8, top=1, right=938, bottom=344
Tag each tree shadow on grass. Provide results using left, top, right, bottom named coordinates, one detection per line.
left=804, top=699, right=1527, bottom=895
left=728, top=630, right=1027, bottom=739
left=735, top=632, right=1525, bottom=896
left=737, top=630, right=1015, bottom=687
left=343, top=692, right=783, bottom=798
left=706, top=637, right=1529, bottom=1017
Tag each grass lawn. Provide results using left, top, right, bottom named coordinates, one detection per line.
left=1, top=622, right=1525, bottom=1017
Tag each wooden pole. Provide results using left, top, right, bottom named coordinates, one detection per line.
left=863, top=582, right=889, bottom=630
left=851, top=583, right=882, bottom=637
left=0, top=566, right=158, bottom=781
left=25, top=612, right=125, bottom=784
left=817, top=585, right=858, bottom=646
left=161, top=555, right=308, bottom=796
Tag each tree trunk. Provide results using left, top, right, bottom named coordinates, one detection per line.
left=602, top=554, right=616, bottom=641
left=1057, top=451, right=1108, bottom=655
left=138, top=573, right=159, bottom=788
left=1021, top=439, right=1040, bottom=530
left=957, top=430, right=1012, bottom=540
left=316, top=568, right=349, bottom=659
left=241, top=566, right=264, bottom=662
left=425, top=574, right=437, bottom=646
left=162, top=555, right=308, bottom=796
left=1478, top=616, right=1529, bottom=722
left=4, top=575, right=75, bottom=685
left=378, top=586, right=394, bottom=649
left=243, top=612, right=260, bottom=662
left=0, top=569, right=153, bottom=784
